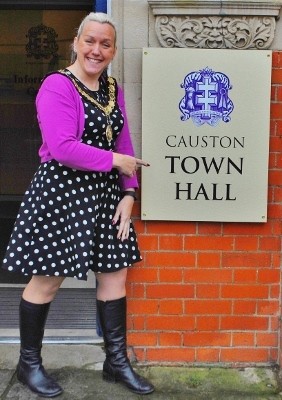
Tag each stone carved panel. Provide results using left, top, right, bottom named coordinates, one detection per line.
left=155, top=15, right=275, bottom=49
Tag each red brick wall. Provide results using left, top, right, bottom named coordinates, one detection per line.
left=127, top=51, right=282, bottom=366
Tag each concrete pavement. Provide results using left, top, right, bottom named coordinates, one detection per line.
left=0, top=344, right=282, bottom=399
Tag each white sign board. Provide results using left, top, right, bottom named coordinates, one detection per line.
left=141, top=49, right=271, bottom=222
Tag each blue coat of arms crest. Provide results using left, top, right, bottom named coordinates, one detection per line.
left=179, top=67, right=234, bottom=127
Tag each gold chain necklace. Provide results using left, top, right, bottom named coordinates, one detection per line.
left=59, top=70, right=116, bottom=143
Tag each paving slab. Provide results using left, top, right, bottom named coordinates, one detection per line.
left=1, top=366, right=281, bottom=400
left=1, top=345, right=282, bottom=399
left=0, top=371, right=14, bottom=398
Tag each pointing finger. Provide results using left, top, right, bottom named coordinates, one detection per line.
left=136, top=158, right=150, bottom=167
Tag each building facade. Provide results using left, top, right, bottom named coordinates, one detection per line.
left=0, top=0, right=282, bottom=368
left=111, top=0, right=282, bottom=367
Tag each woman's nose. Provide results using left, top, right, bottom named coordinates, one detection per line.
left=92, top=44, right=101, bottom=54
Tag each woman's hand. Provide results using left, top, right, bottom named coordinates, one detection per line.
left=112, top=153, right=150, bottom=177
left=112, top=195, right=135, bottom=241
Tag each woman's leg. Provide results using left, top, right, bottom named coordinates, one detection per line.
left=96, top=269, right=154, bottom=395
left=18, top=276, right=65, bottom=398
left=23, top=275, right=65, bottom=304
left=95, top=268, right=127, bottom=301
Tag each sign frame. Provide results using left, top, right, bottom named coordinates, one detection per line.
left=141, top=48, right=272, bottom=222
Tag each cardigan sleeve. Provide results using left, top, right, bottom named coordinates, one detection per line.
left=36, top=74, right=113, bottom=172
left=115, top=86, right=139, bottom=190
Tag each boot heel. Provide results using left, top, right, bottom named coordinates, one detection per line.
left=16, top=364, right=24, bottom=384
left=103, top=371, right=117, bottom=383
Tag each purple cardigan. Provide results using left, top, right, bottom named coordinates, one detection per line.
left=36, top=73, right=138, bottom=190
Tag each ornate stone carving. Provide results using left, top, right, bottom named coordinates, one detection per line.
left=155, top=15, right=275, bottom=49
left=148, top=0, right=282, bottom=49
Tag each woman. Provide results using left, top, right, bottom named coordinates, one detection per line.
left=2, top=12, right=154, bottom=397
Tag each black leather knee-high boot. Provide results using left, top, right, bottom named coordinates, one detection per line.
left=97, top=297, right=154, bottom=395
left=17, top=298, right=63, bottom=398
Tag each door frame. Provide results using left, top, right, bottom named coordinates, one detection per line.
left=0, top=1, right=95, bottom=289
left=0, top=1, right=94, bottom=10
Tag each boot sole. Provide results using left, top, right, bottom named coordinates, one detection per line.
left=103, top=373, right=155, bottom=395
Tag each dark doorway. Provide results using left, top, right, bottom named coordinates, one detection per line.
left=0, top=4, right=93, bottom=284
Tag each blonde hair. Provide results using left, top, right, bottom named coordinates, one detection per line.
left=71, top=12, right=117, bottom=63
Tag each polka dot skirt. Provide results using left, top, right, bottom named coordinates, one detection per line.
left=2, top=73, right=142, bottom=280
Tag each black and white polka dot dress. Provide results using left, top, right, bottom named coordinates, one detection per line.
left=2, top=71, right=141, bottom=280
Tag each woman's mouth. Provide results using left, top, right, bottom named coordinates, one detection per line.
left=87, top=57, right=102, bottom=64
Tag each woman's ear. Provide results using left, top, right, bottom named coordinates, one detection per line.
left=73, top=37, right=78, bottom=53
left=112, top=47, right=117, bottom=60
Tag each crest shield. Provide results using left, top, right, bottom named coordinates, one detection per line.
left=179, top=67, right=234, bottom=127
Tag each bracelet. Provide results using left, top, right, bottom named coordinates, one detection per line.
left=122, top=190, right=137, bottom=201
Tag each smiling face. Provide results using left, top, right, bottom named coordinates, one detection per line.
left=73, top=20, right=116, bottom=82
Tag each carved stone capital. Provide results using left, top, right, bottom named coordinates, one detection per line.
left=155, top=15, right=276, bottom=49
left=148, top=0, right=282, bottom=49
